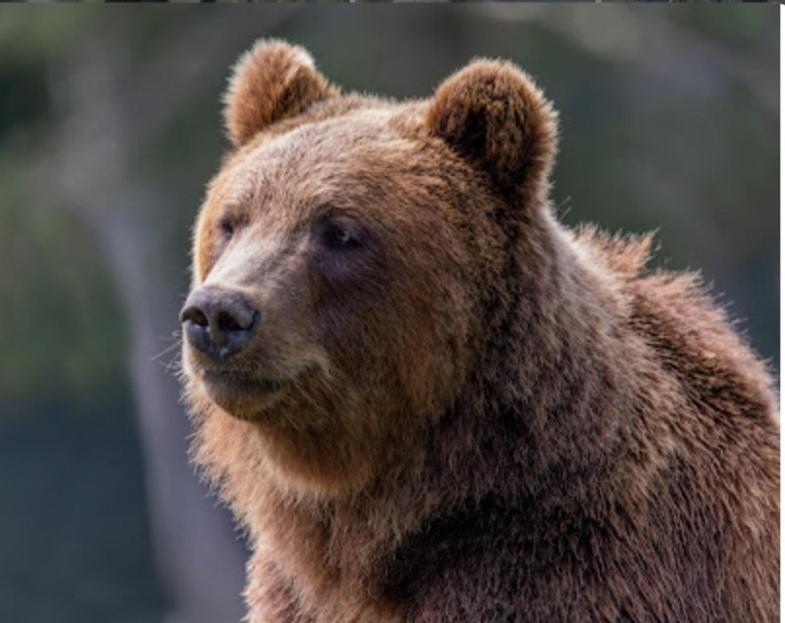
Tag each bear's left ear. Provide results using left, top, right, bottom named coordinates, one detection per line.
left=426, top=59, right=558, bottom=198
left=224, top=39, right=337, bottom=148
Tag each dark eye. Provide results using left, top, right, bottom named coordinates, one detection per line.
left=320, top=220, right=362, bottom=251
left=218, top=216, right=235, bottom=240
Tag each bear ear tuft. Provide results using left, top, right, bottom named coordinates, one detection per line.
left=224, top=39, right=337, bottom=148
left=426, top=59, right=558, bottom=197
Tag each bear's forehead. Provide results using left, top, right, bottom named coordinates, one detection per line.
left=211, top=107, right=436, bottom=215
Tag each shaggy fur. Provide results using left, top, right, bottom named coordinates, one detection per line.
left=182, top=40, right=779, bottom=623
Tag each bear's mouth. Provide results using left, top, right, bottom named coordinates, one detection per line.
left=202, top=368, right=288, bottom=394
left=198, top=367, right=293, bottom=418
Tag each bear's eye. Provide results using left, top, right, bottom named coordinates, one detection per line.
left=218, top=216, right=236, bottom=240
left=320, top=219, right=362, bottom=251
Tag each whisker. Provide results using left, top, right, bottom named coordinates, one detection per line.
left=163, top=351, right=184, bottom=375
left=151, top=340, right=182, bottom=363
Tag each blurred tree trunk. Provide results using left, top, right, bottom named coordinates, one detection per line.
left=51, top=69, right=247, bottom=623
left=87, top=194, right=248, bottom=623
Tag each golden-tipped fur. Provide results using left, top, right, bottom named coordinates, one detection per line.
left=224, top=39, right=337, bottom=148
left=182, top=40, right=779, bottom=623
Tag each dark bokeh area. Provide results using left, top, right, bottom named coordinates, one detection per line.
left=0, top=5, right=778, bottom=623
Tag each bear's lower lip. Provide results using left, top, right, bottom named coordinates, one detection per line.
left=202, top=369, right=288, bottom=395
left=197, top=368, right=294, bottom=420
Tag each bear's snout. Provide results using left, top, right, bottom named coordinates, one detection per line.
left=180, top=286, right=259, bottom=360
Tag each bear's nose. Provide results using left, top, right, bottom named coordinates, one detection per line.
left=180, top=286, right=259, bottom=360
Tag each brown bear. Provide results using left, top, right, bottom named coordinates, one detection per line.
left=179, top=39, right=779, bottom=623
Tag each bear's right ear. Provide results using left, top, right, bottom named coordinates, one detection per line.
left=426, top=59, right=557, bottom=199
left=224, top=39, right=337, bottom=148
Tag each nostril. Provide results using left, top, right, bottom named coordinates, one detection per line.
left=217, top=310, right=243, bottom=333
left=181, top=306, right=209, bottom=327
left=220, top=303, right=256, bottom=333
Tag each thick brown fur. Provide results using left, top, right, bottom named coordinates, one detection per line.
left=182, top=40, right=779, bottom=623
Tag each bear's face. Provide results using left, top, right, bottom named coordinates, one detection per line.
left=188, top=113, right=480, bottom=449
left=182, top=40, right=557, bottom=492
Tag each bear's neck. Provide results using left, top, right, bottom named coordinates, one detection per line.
left=426, top=215, right=645, bottom=501
left=366, top=213, right=651, bottom=517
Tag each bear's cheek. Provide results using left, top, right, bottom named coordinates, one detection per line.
left=312, top=275, right=456, bottom=419
left=310, top=255, right=396, bottom=359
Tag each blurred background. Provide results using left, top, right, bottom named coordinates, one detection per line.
left=0, top=4, right=778, bottom=623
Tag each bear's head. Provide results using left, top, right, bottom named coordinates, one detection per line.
left=181, top=40, right=558, bottom=495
